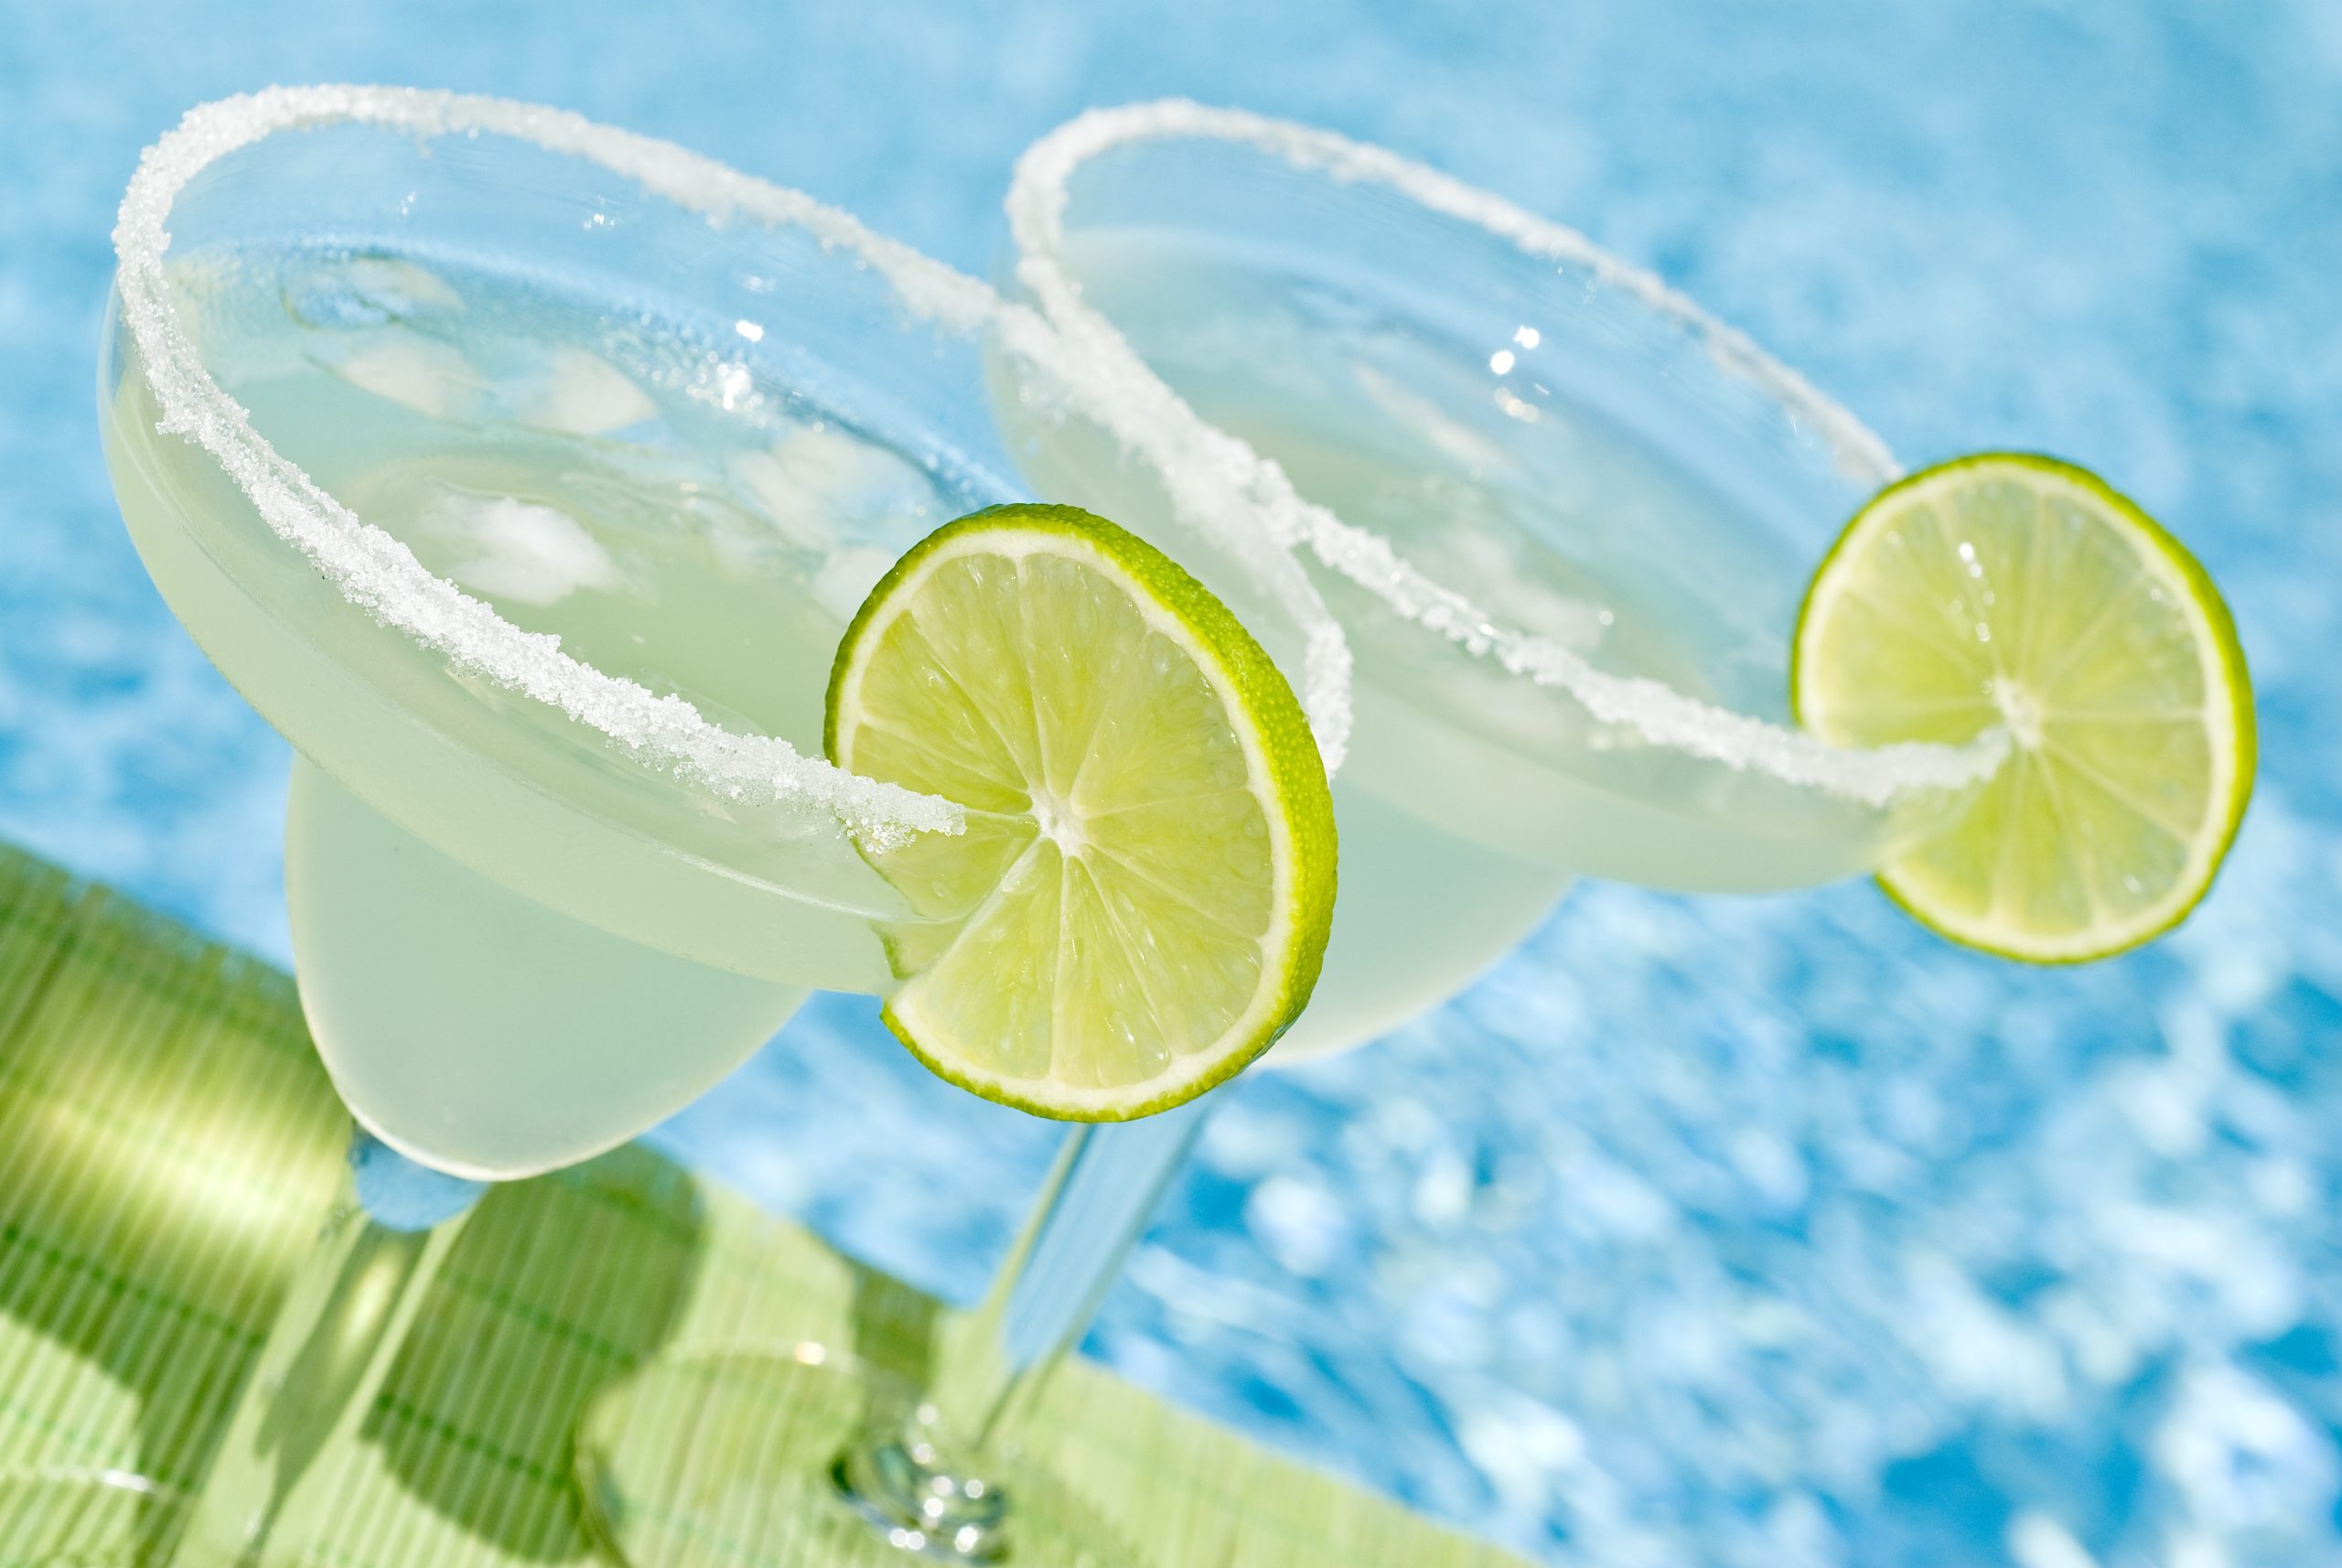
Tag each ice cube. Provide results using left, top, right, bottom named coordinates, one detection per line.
left=518, top=346, right=658, bottom=435
left=811, top=544, right=897, bottom=621
left=284, top=254, right=463, bottom=330
left=419, top=490, right=625, bottom=607
left=727, top=449, right=834, bottom=553
left=315, top=330, right=486, bottom=422
left=731, top=424, right=945, bottom=553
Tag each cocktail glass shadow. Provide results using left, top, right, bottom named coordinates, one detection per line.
left=0, top=1136, right=479, bottom=1568
left=579, top=1104, right=1205, bottom=1568
left=0, top=848, right=719, bottom=1567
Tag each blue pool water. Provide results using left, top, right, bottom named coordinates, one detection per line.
left=4, top=5, right=2339, bottom=1565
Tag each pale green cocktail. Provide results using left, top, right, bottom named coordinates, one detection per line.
left=107, top=234, right=1566, bottom=1163
left=109, top=245, right=983, bottom=1177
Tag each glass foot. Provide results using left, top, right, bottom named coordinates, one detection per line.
left=0, top=1466, right=169, bottom=1566
left=830, top=1405, right=1012, bottom=1562
left=577, top=1348, right=1128, bottom=1568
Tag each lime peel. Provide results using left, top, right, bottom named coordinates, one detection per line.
left=827, top=504, right=1338, bottom=1120
left=1793, top=452, right=2253, bottom=964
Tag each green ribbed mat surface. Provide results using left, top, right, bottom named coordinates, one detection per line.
left=0, top=845, right=1518, bottom=1568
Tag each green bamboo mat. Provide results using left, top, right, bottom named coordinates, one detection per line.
left=0, top=843, right=1520, bottom=1568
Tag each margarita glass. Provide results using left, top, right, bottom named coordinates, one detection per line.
left=55, top=86, right=1324, bottom=1568
left=937, top=95, right=2010, bottom=1518
left=580, top=106, right=2007, bottom=1568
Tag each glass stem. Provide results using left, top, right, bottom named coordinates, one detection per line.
left=833, top=1096, right=1211, bottom=1561
left=929, top=1097, right=1213, bottom=1450
left=173, top=1132, right=485, bottom=1565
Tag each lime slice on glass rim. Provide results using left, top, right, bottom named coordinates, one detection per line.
left=1792, top=453, right=2254, bottom=963
left=826, top=503, right=1338, bottom=1119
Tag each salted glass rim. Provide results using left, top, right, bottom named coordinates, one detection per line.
left=118, top=86, right=1036, bottom=849
left=1007, top=100, right=2008, bottom=807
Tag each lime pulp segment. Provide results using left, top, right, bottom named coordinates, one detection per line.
left=826, top=504, right=1338, bottom=1119
left=1792, top=453, right=2253, bottom=962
